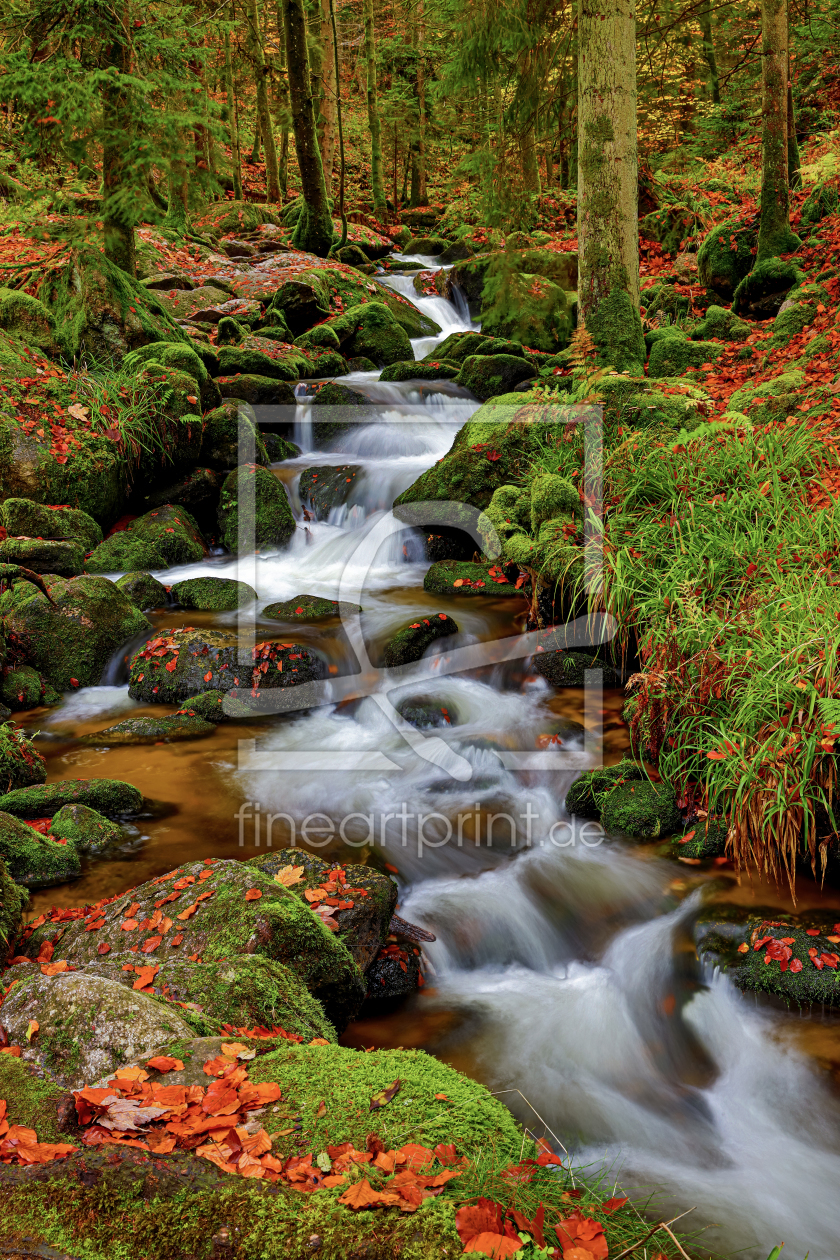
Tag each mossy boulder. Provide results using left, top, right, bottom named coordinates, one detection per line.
left=217, top=344, right=300, bottom=382
left=82, top=713, right=216, bottom=745
left=732, top=258, right=806, bottom=319
left=250, top=849, right=398, bottom=973
left=672, top=817, right=728, bottom=860
left=801, top=181, right=840, bottom=226
left=21, top=859, right=366, bottom=1031
left=216, top=314, right=247, bottom=345
left=1, top=499, right=102, bottom=551
left=263, top=433, right=300, bottom=462
left=0, top=778, right=142, bottom=819
left=298, top=464, right=362, bottom=519
left=600, top=780, right=681, bottom=838
left=481, top=272, right=572, bottom=354
left=406, top=235, right=449, bottom=255
left=0, top=287, right=59, bottom=356
left=1, top=665, right=55, bottom=711
left=530, top=472, right=580, bottom=531
left=586, top=289, right=646, bottom=375
left=691, top=305, right=752, bottom=342
left=45, top=247, right=190, bottom=363
left=533, top=649, right=622, bottom=688
left=0, top=856, right=26, bottom=949
left=725, top=918, right=840, bottom=1008
left=115, top=571, right=169, bottom=611
left=262, top=594, right=363, bottom=620
left=86, top=506, right=205, bottom=573
left=647, top=337, right=723, bottom=378
left=0, top=971, right=194, bottom=1088
left=382, top=612, right=459, bottom=667
left=640, top=282, right=690, bottom=322
left=766, top=282, right=829, bottom=350
left=0, top=1046, right=70, bottom=1144
left=217, top=464, right=296, bottom=553
left=379, top=360, right=458, bottom=382
left=325, top=301, right=414, bottom=367
left=293, top=323, right=341, bottom=352
left=0, top=537, right=84, bottom=576
left=367, top=942, right=421, bottom=999
left=215, top=374, right=297, bottom=407
left=123, top=340, right=218, bottom=411
left=87, top=953, right=336, bottom=1042
left=425, top=332, right=527, bottom=365
left=136, top=467, right=227, bottom=535
left=0, top=811, right=80, bottom=887
left=423, top=559, right=520, bottom=597
left=269, top=276, right=331, bottom=336
left=0, top=573, right=150, bottom=692
left=697, top=216, right=759, bottom=298
left=728, top=370, right=806, bottom=424
left=455, top=353, right=535, bottom=401
left=49, top=803, right=123, bottom=854
left=175, top=690, right=228, bottom=723
left=170, top=576, right=257, bottom=611
left=565, top=757, right=646, bottom=820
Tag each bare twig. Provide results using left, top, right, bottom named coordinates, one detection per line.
left=611, top=1209, right=696, bottom=1260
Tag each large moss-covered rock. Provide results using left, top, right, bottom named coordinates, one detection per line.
left=534, top=648, right=622, bottom=688
left=0, top=856, right=26, bottom=950
left=86, top=505, right=205, bottom=573
left=217, top=465, right=295, bottom=553
left=298, top=464, right=362, bottom=519
left=455, top=353, right=535, bottom=400
left=217, top=342, right=300, bottom=382
left=128, top=628, right=321, bottom=704
left=82, top=712, right=216, bottom=745
left=123, top=340, right=219, bottom=410
left=270, top=276, right=330, bottom=336
left=766, top=282, right=829, bottom=350
left=293, top=323, right=341, bottom=352
left=0, top=1052, right=71, bottom=1145
left=732, top=258, right=806, bottom=319
left=0, top=778, right=143, bottom=819
left=0, top=971, right=194, bottom=1088
left=85, top=954, right=335, bottom=1042
left=261, top=594, right=363, bottom=620
left=1, top=499, right=102, bottom=552
left=45, top=248, right=190, bottom=363
left=0, top=537, right=84, bottom=577
left=135, top=467, right=226, bottom=536
left=250, top=849, right=398, bottom=973
left=647, top=337, right=723, bottom=378
left=0, top=811, right=80, bottom=887
left=193, top=200, right=282, bottom=237
left=49, top=804, right=123, bottom=854
left=728, top=370, right=806, bottom=424
left=215, top=374, right=298, bottom=407
left=480, top=271, right=572, bottom=353
left=801, top=181, right=840, bottom=226
left=697, top=216, right=759, bottom=298
left=1, top=665, right=58, bottom=711
left=423, top=559, right=520, bottom=597
left=0, top=574, right=150, bottom=692
left=600, top=780, right=681, bottom=838
left=691, top=305, right=751, bottom=342
left=325, top=301, right=414, bottom=367
left=672, top=817, right=728, bottom=860
left=565, top=757, right=646, bottom=820
left=424, top=331, right=528, bottom=365
left=115, top=570, right=169, bottom=610
left=20, top=859, right=366, bottom=1031
left=170, top=576, right=257, bottom=611
left=379, top=360, right=458, bottom=382
left=0, top=287, right=59, bottom=356
left=382, top=612, right=458, bottom=667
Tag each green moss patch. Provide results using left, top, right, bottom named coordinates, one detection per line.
left=170, top=577, right=257, bottom=611
left=86, top=506, right=205, bottom=573
left=0, top=778, right=143, bottom=819
left=423, top=559, right=520, bottom=597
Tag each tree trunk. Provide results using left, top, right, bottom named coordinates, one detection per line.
left=699, top=5, right=720, bottom=104
left=578, top=0, right=644, bottom=373
left=274, top=1, right=290, bottom=200
left=317, top=0, right=337, bottom=188
left=224, top=28, right=244, bottom=200
left=409, top=0, right=427, bottom=206
left=757, top=0, right=800, bottom=259
left=246, top=0, right=281, bottom=202
left=102, top=12, right=136, bottom=275
left=362, top=0, right=386, bottom=215
left=282, top=0, right=334, bottom=254
left=250, top=112, right=262, bottom=164
left=328, top=0, right=346, bottom=247
left=787, top=11, right=800, bottom=188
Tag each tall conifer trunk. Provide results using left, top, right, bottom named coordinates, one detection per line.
left=317, top=0, right=337, bottom=188
left=282, top=0, right=334, bottom=254
left=577, top=0, right=643, bottom=373
left=102, top=6, right=136, bottom=274
left=363, top=0, right=386, bottom=215
left=246, top=0, right=281, bottom=202
left=756, top=0, right=800, bottom=259
left=224, top=29, right=243, bottom=200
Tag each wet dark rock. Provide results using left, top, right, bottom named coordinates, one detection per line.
left=382, top=613, right=459, bottom=667
left=83, top=713, right=216, bottom=745
left=405, top=235, right=449, bottom=255
left=262, top=594, right=362, bottom=620
left=270, top=278, right=330, bottom=336
left=115, top=571, right=169, bottom=611
left=137, top=466, right=226, bottom=537
left=424, top=559, right=520, bottom=597
left=533, top=649, right=622, bottom=688
left=299, top=464, right=363, bottom=519
left=365, top=941, right=422, bottom=1000
left=0, top=778, right=143, bottom=819
left=86, top=506, right=205, bottom=573
left=732, top=258, right=806, bottom=320
left=170, top=576, right=257, bottom=611
left=396, top=698, right=455, bottom=729
left=672, top=818, right=728, bottom=860
left=696, top=910, right=840, bottom=1009
left=262, top=432, right=300, bottom=461
left=128, top=629, right=322, bottom=704
left=217, top=465, right=296, bottom=553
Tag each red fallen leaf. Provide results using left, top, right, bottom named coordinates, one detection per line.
left=132, top=965, right=159, bottom=991
left=789, top=959, right=803, bottom=973
left=36, top=941, right=54, bottom=964
left=40, top=961, right=70, bottom=976
left=177, top=903, right=199, bottom=921
left=141, top=936, right=162, bottom=954
left=398, top=1143, right=435, bottom=1171
left=486, top=449, right=501, bottom=461
left=338, top=1177, right=399, bottom=1209
left=147, top=1055, right=184, bottom=1072
left=603, top=1196, right=628, bottom=1213
left=370, top=1079, right=401, bottom=1110
left=121, top=919, right=138, bottom=931
left=244, top=889, right=262, bottom=901
left=456, top=1199, right=504, bottom=1244
left=170, top=933, right=184, bottom=946
left=555, top=1210, right=608, bottom=1259
left=97, top=942, right=111, bottom=955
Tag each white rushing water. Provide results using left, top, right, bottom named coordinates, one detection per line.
left=92, top=265, right=837, bottom=1259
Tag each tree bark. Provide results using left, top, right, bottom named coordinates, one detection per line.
left=578, top=0, right=644, bottom=373
left=282, top=0, right=334, bottom=254
left=699, top=5, right=720, bottom=104
left=102, top=9, right=136, bottom=275
left=224, top=28, right=244, bottom=200
left=164, top=152, right=189, bottom=234
left=250, top=111, right=262, bottom=164
left=317, top=0, right=336, bottom=188
left=274, top=1, right=290, bottom=199
left=409, top=0, right=427, bottom=207
left=328, top=0, right=346, bottom=247
left=246, top=0, right=281, bottom=202
left=757, top=0, right=800, bottom=259
left=787, top=10, right=800, bottom=188
left=362, top=0, right=386, bottom=215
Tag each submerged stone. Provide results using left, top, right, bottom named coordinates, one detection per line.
left=262, top=594, right=362, bottom=620
left=82, top=713, right=216, bottom=745
left=382, top=613, right=459, bottom=667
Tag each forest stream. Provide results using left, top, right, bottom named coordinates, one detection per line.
left=15, top=257, right=840, bottom=1260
